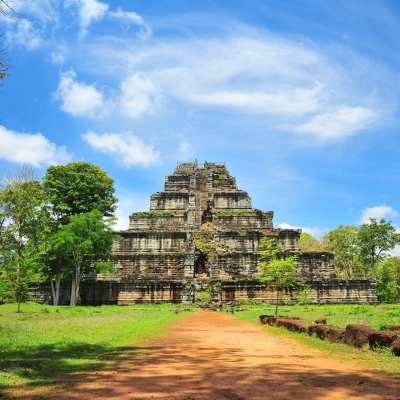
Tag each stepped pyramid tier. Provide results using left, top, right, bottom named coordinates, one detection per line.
left=29, top=161, right=378, bottom=305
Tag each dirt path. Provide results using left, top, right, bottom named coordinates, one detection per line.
left=15, top=312, right=400, bottom=399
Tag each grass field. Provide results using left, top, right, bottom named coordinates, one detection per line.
left=233, top=303, right=400, bottom=375
left=0, top=302, right=190, bottom=392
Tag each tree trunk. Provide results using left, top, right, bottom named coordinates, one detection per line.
left=70, top=278, right=76, bottom=306
left=50, top=271, right=61, bottom=306
left=275, top=289, right=280, bottom=317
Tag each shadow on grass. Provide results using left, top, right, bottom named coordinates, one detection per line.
left=0, top=342, right=157, bottom=391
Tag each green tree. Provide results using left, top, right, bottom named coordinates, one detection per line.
left=323, top=225, right=363, bottom=278
left=257, top=237, right=299, bottom=317
left=42, top=162, right=118, bottom=305
left=376, top=257, right=400, bottom=303
left=0, top=166, right=45, bottom=311
left=43, top=161, right=118, bottom=224
left=51, top=209, right=118, bottom=306
left=299, top=232, right=326, bottom=252
left=358, top=218, right=400, bottom=279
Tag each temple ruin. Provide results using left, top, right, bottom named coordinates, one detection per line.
left=31, top=160, right=377, bottom=305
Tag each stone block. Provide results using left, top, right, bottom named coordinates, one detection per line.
left=315, top=317, right=327, bottom=324
left=392, top=338, right=400, bottom=356
left=368, top=330, right=400, bottom=349
left=328, top=327, right=345, bottom=343
left=276, top=318, right=308, bottom=333
left=345, top=324, right=377, bottom=348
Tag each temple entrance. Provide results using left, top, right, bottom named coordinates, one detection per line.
left=194, top=253, right=208, bottom=277
left=201, top=206, right=213, bottom=224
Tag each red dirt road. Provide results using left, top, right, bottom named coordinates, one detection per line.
left=14, top=312, right=400, bottom=399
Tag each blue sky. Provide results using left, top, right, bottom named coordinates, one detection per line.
left=1, top=0, right=400, bottom=238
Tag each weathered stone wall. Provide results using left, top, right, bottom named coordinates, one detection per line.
left=218, top=253, right=259, bottom=279
left=277, top=229, right=301, bottom=252
left=213, top=191, right=252, bottom=209
left=220, top=279, right=378, bottom=304
left=150, top=192, right=189, bottom=210
left=29, top=281, right=184, bottom=305
left=296, top=252, right=337, bottom=280
left=113, top=254, right=185, bottom=281
left=28, top=278, right=377, bottom=305
left=114, top=232, right=187, bottom=254
left=164, top=174, right=191, bottom=192
left=213, top=210, right=273, bottom=230
left=217, top=231, right=261, bottom=252
left=128, top=214, right=187, bottom=230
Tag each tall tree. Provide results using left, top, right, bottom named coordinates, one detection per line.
left=323, top=225, right=363, bottom=278
left=257, top=237, right=299, bottom=317
left=43, top=162, right=118, bottom=224
left=0, top=166, right=45, bottom=311
left=358, top=218, right=400, bottom=279
left=51, top=210, right=117, bottom=306
left=42, top=162, right=118, bottom=305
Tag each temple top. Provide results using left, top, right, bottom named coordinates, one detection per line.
left=174, top=160, right=227, bottom=175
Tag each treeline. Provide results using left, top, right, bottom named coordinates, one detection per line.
left=0, top=162, right=120, bottom=310
left=299, top=221, right=400, bottom=303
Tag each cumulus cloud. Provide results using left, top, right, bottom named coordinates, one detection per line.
left=82, top=131, right=160, bottom=167
left=113, top=191, right=151, bottom=230
left=118, top=74, right=160, bottom=119
left=359, top=205, right=398, bottom=224
left=0, top=126, right=73, bottom=166
left=292, top=106, right=378, bottom=139
left=110, top=7, right=152, bottom=38
left=54, top=70, right=108, bottom=118
left=67, top=0, right=108, bottom=38
left=278, top=223, right=324, bottom=238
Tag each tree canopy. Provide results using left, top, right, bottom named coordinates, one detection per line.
left=43, top=162, right=118, bottom=223
left=357, top=218, right=400, bottom=279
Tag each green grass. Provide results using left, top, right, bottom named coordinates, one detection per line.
left=0, top=302, right=190, bottom=391
left=233, top=303, right=400, bottom=375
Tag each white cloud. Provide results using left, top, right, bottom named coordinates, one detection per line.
left=6, top=19, right=43, bottom=50
left=359, top=205, right=398, bottom=224
left=54, top=69, right=108, bottom=118
left=51, top=52, right=65, bottom=64
left=82, top=131, right=160, bottom=167
left=292, top=106, right=378, bottom=139
left=67, top=0, right=108, bottom=38
left=188, top=82, right=324, bottom=115
left=118, top=74, right=161, bottom=119
left=79, top=32, right=380, bottom=136
left=0, top=126, right=73, bottom=167
left=179, top=140, right=190, bottom=154
left=16, top=0, right=58, bottom=23
left=113, top=192, right=151, bottom=230
left=110, top=7, right=152, bottom=39
left=278, top=223, right=323, bottom=238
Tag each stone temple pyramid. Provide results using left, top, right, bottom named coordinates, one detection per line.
left=105, top=160, right=377, bottom=305
left=31, top=160, right=377, bottom=304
